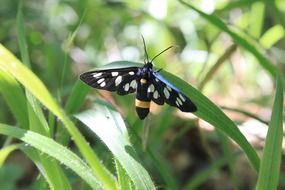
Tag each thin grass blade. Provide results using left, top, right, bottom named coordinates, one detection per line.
left=256, top=76, right=284, bottom=190
left=0, top=144, right=21, bottom=166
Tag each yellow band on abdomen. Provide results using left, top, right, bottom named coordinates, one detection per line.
left=140, top=79, right=147, bottom=84
left=135, top=99, right=150, bottom=108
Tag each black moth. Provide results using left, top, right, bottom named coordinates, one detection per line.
left=80, top=38, right=197, bottom=119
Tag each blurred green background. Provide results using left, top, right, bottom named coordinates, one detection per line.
left=0, top=0, right=284, bottom=189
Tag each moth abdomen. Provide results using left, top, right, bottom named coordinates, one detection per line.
left=135, top=99, right=150, bottom=119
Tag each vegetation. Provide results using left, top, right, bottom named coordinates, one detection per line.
left=0, top=0, right=284, bottom=189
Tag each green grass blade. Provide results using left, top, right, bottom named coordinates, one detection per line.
left=97, top=61, right=260, bottom=172
left=21, top=145, right=72, bottom=190
left=0, top=123, right=103, bottom=190
left=0, top=69, right=29, bottom=128
left=75, top=103, right=156, bottom=190
left=16, top=0, right=31, bottom=68
left=0, top=144, right=21, bottom=166
left=256, top=76, right=284, bottom=190
left=26, top=92, right=50, bottom=135
left=0, top=44, right=118, bottom=190
left=178, top=0, right=277, bottom=77
left=64, top=80, right=90, bottom=114
left=115, top=159, right=133, bottom=190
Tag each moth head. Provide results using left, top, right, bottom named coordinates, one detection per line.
left=145, top=61, right=153, bottom=68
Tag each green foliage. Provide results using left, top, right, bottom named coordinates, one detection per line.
left=0, top=0, right=284, bottom=189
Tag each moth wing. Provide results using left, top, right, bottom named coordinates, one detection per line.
left=151, top=72, right=197, bottom=112
left=80, top=67, right=139, bottom=95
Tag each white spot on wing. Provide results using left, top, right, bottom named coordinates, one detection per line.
left=111, top=72, right=119, bottom=76
left=166, top=86, right=172, bottom=91
left=153, top=91, right=159, bottom=99
left=147, top=84, right=155, bottom=93
left=179, top=94, right=186, bottom=102
left=176, top=97, right=182, bottom=105
left=115, top=76, right=122, bottom=86
left=129, top=71, right=135, bottom=75
left=163, top=88, right=170, bottom=99
left=100, top=82, right=106, bottom=87
left=175, top=100, right=180, bottom=107
left=155, top=78, right=159, bottom=82
left=93, top=73, right=102, bottom=78
left=124, top=83, right=130, bottom=91
left=130, top=80, right=137, bottom=89
left=97, top=78, right=104, bottom=84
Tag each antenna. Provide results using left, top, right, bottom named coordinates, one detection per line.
left=150, top=46, right=174, bottom=62
left=141, top=35, right=149, bottom=63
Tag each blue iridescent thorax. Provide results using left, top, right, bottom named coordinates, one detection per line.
left=137, top=62, right=153, bottom=79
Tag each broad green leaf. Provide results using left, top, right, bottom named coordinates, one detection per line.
left=0, top=44, right=118, bottom=190
left=75, top=103, right=156, bottom=190
left=93, top=61, right=260, bottom=172
left=0, top=123, right=102, bottom=190
left=256, top=76, right=284, bottom=190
